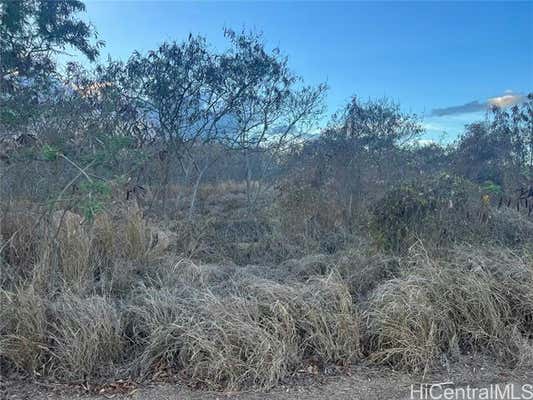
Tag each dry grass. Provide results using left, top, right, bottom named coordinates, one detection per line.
left=0, top=203, right=43, bottom=284
left=125, top=285, right=195, bottom=376
left=53, top=211, right=93, bottom=292
left=47, top=293, right=123, bottom=380
left=366, top=245, right=533, bottom=373
left=0, top=287, right=123, bottom=380
left=124, top=267, right=360, bottom=390
left=123, top=209, right=154, bottom=262
left=233, top=273, right=361, bottom=365
left=1, top=191, right=532, bottom=390
left=2, top=232, right=532, bottom=388
left=335, top=249, right=400, bottom=299
left=177, top=294, right=298, bottom=389
left=0, top=285, right=48, bottom=374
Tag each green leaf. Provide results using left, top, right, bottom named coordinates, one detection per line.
left=42, top=144, right=60, bottom=161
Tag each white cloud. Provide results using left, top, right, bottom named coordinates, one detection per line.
left=487, top=93, right=525, bottom=108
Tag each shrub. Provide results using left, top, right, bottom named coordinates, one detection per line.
left=481, top=207, right=533, bottom=247
left=274, top=173, right=347, bottom=254
left=369, top=174, right=477, bottom=253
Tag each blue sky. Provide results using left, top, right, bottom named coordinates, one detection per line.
left=82, top=1, right=533, bottom=142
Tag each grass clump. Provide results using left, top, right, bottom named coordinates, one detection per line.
left=296, top=275, right=361, bottom=364
left=178, top=294, right=298, bottom=390
left=366, top=247, right=533, bottom=373
left=125, top=271, right=360, bottom=390
left=0, top=286, right=48, bottom=374
left=47, top=293, right=123, bottom=381
left=0, top=287, right=124, bottom=381
left=125, top=285, right=195, bottom=376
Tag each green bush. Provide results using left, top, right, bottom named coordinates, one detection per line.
left=369, top=174, right=475, bottom=253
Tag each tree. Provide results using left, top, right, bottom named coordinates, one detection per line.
left=328, top=96, right=422, bottom=150
left=453, top=122, right=509, bottom=187
left=453, top=93, right=532, bottom=190
left=309, top=97, right=423, bottom=215
left=0, top=0, right=141, bottom=219
left=0, top=0, right=102, bottom=82
left=1, top=0, right=103, bottom=134
left=219, top=30, right=326, bottom=207
left=100, top=35, right=241, bottom=216
left=0, top=60, right=145, bottom=216
left=104, top=30, right=326, bottom=215
left=490, top=93, right=533, bottom=178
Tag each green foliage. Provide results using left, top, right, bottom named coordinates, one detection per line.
left=90, top=135, right=137, bottom=165
left=79, top=180, right=111, bottom=197
left=0, top=0, right=103, bottom=81
left=0, top=107, right=18, bottom=126
left=369, top=174, right=474, bottom=253
left=42, top=144, right=60, bottom=161
left=481, top=181, right=502, bottom=195
left=78, top=181, right=111, bottom=221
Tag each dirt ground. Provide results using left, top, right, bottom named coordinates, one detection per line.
left=2, top=356, right=532, bottom=400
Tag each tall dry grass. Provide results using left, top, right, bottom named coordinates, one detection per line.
left=1, top=189, right=532, bottom=390
left=0, top=285, right=48, bottom=373
left=125, top=267, right=361, bottom=390
left=366, top=245, right=533, bottom=373
left=47, top=293, right=123, bottom=380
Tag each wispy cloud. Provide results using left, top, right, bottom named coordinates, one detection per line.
left=487, top=93, right=525, bottom=108
left=431, top=91, right=526, bottom=117
left=431, top=101, right=486, bottom=117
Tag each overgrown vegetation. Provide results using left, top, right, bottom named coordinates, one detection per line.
left=1, top=0, right=532, bottom=392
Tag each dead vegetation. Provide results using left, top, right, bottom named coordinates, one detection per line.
left=366, top=245, right=533, bottom=373
left=1, top=186, right=532, bottom=390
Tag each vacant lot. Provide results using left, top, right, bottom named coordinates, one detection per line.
left=2, top=2, right=532, bottom=398
left=1, top=185, right=532, bottom=396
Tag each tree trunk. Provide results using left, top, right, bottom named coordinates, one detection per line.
left=245, top=148, right=252, bottom=208
left=187, top=163, right=208, bottom=221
